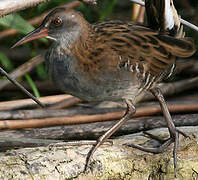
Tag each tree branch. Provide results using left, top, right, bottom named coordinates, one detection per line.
left=0, top=114, right=197, bottom=145
left=0, top=0, right=51, bottom=17
left=0, top=0, right=97, bottom=17
left=0, top=94, right=72, bottom=110
left=0, top=103, right=197, bottom=129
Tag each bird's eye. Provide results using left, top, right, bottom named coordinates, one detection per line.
left=53, top=17, right=62, bottom=26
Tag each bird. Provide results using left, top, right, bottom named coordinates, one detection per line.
left=12, top=0, right=195, bottom=175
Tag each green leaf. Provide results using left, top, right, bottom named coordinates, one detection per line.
left=0, top=52, right=14, bottom=71
left=24, top=74, right=40, bottom=98
left=0, top=14, right=34, bottom=34
left=0, top=14, right=48, bottom=43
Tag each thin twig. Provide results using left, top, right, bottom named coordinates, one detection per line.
left=47, top=97, right=82, bottom=109
left=0, top=103, right=197, bottom=129
left=136, top=6, right=145, bottom=23
left=0, top=114, right=197, bottom=142
left=79, top=0, right=97, bottom=5
left=0, top=55, right=44, bottom=90
left=175, top=59, right=198, bottom=75
left=0, top=80, right=58, bottom=92
left=0, top=99, right=196, bottom=120
left=131, top=0, right=144, bottom=6
left=144, top=76, right=198, bottom=101
left=0, top=107, right=124, bottom=120
left=131, top=3, right=141, bottom=21
left=130, top=0, right=198, bottom=32
left=0, top=94, right=72, bottom=111
left=0, top=137, right=63, bottom=151
left=180, top=19, right=198, bottom=32
left=0, top=0, right=51, bottom=17
left=0, top=67, right=44, bottom=107
left=0, top=0, right=96, bottom=17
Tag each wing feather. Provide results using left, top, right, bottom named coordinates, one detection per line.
left=73, top=21, right=195, bottom=78
left=92, top=22, right=195, bottom=76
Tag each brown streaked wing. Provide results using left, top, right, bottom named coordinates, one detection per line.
left=91, top=22, right=195, bottom=76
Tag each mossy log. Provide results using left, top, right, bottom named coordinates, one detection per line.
left=0, top=126, right=198, bottom=180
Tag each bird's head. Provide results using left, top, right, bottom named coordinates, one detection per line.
left=12, top=7, right=87, bottom=48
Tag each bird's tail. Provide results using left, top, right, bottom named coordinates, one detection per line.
left=145, top=0, right=184, bottom=38
left=145, top=0, right=195, bottom=57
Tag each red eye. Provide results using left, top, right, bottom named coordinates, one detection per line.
left=53, top=17, right=62, bottom=26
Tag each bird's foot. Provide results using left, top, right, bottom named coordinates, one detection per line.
left=143, top=128, right=189, bottom=144
left=126, top=128, right=189, bottom=177
left=83, top=139, right=114, bottom=172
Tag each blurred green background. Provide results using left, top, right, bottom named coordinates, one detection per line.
left=0, top=0, right=197, bottom=100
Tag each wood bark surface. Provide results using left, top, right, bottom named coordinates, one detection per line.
left=0, top=126, right=198, bottom=180
left=0, top=113, right=198, bottom=150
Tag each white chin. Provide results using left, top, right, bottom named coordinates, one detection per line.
left=46, top=36, right=57, bottom=41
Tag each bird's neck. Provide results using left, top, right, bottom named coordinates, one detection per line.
left=72, top=24, right=95, bottom=63
left=58, top=22, right=93, bottom=56
left=58, top=30, right=81, bottom=53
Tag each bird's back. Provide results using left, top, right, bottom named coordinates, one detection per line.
left=69, top=21, right=195, bottom=102
left=92, top=21, right=195, bottom=76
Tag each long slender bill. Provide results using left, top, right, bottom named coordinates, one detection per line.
left=11, top=27, right=48, bottom=48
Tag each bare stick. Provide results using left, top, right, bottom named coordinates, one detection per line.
left=180, top=19, right=198, bottom=32
left=0, top=137, right=63, bottom=151
left=0, top=67, right=44, bottom=107
left=79, top=0, right=97, bottom=5
left=0, top=80, right=60, bottom=93
left=47, top=97, right=82, bottom=109
left=0, top=107, right=124, bottom=120
left=131, top=3, right=141, bottom=21
left=0, top=0, right=97, bottom=17
left=136, top=6, right=145, bottom=23
left=131, top=0, right=144, bottom=6
left=0, top=0, right=51, bottom=17
left=0, top=114, right=197, bottom=143
left=0, top=55, right=44, bottom=90
left=144, top=76, right=198, bottom=101
left=130, top=0, right=198, bottom=32
left=0, top=103, right=197, bottom=129
left=0, top=94, right=72, bottom=111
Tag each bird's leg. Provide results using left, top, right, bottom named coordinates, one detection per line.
left=127, top=87, right=186, bottom=176
left=150, top=88, right=177, bottom=139
left=84, top=99, right=136, bottom=171
left=150, top=87, right=180, bottom=175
